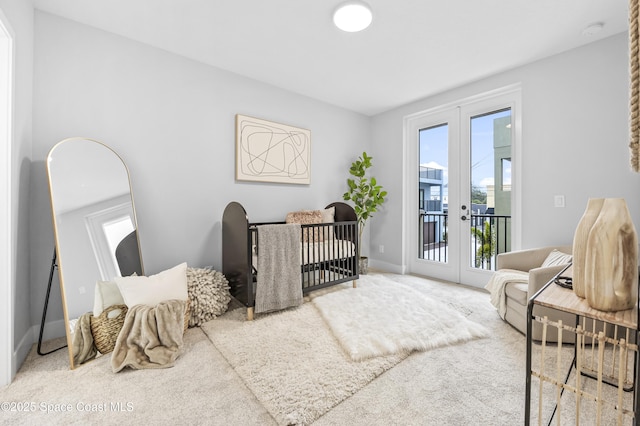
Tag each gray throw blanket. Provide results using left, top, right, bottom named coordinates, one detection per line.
left=255, top=223, right=302, bottom=314
left=111, top=299, right=186, bottom=372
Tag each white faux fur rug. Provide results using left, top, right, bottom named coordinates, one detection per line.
left=310, top=274, right=489, bottom=361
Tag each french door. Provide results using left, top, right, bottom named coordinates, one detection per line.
left=405, top=88, right=520, bottom=288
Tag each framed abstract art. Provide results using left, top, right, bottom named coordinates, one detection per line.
left=235, top=114, right=311, bottom=184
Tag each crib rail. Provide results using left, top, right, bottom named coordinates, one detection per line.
left=222, top=201, right=360, bottom=311
left=249, top=221, right=359, bottom=293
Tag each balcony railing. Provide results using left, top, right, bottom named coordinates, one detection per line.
left=469, top=214, right=511, bottom=270
left=419, top=199, right=442, bottom=212
left=419, top=167, right=443, bottom=181
left=419, top=213, right=512, bottom=271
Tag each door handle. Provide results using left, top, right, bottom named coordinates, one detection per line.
left=461, top=205, right=469, bottom=221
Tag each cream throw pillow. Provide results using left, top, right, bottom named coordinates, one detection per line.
left=541, top=250, right=572, bottom=267
left=115, top=262, right=188, bottom=308
left=93, top=280, right=125, bottom=316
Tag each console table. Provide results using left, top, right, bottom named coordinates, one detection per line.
left=525, top=269, right=639, bottom=425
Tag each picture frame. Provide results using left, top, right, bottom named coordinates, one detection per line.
left=235, top=114, right=311, bottom=185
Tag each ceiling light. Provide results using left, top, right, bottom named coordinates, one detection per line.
left=582, top=22, right=604, bottom=36
left=333, top=1, right=372, bottom=32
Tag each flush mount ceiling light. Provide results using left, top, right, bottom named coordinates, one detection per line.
left=333, top=1, right=373, bottom=32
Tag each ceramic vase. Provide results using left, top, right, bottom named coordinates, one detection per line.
left=572, top=198, right=604, bottom=298
left=585, top=198, right=638, bottom=312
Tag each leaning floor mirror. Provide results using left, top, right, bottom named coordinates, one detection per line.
left=46, top=137, right=143, bottom=369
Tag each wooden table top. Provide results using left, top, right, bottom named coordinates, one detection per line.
left=533, top=282, right=638, bottom=330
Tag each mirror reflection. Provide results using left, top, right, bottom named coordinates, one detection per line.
left=46, top=137, right=143, bottom=369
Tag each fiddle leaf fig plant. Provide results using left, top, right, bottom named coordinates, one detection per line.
left=343, top=152, right=387, bottom=259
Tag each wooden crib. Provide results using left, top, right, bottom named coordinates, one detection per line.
left=222, top=201, right=359, bottom=320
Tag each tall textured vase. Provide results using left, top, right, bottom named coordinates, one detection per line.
left=584, top=198, right=639, bottom=312
left=572, top=198, right=604, bottom=298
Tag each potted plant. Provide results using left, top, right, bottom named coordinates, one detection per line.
left=343, top=151, right=387, bottom=274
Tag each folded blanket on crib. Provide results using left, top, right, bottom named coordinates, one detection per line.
left=111, top=299, right=186, bottom=372
left=255, top=223, right=302, bottom=314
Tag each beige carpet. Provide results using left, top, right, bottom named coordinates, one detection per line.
left=1, top=272, right=634, bottom=425
left=0, top=326, right=274, bottom=425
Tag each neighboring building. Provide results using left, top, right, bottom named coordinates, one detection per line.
left=419, top=166, right=445, bottom=246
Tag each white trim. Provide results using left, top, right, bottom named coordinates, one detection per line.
left=84, top=201, right=134, bottom=280
left=0, top=7, right=14, bottom=387
left=403, top=83, right=523, bottom=121
left=404, top=107, right=461, bottom=283
left=458, top=93, right=521, bottom=287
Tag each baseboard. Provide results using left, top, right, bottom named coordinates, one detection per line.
left=368, top=259, right=405, bottom=274
left=13, top=329, right=32, bottom=378
left=12, top=319, right=67, bottom=377
left=35, top=318, right=67, bottom=342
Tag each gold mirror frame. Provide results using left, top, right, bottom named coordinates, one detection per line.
left=46, top=137, right=143, bottom=369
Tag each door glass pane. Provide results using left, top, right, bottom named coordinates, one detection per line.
left=469, top=109, right=512, bottom=270
left=418, top=124, right=448, bottom=262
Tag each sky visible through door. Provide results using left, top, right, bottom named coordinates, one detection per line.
left=420, top=109, right=511, bottom=208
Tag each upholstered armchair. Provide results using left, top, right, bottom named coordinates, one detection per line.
left=490, top=245, right=573, bottom=341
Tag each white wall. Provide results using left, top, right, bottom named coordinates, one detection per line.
left=370, top=33, right=640, bottom=274
left=31, top=12, right=370, bottom=330
left=0, top=0, right=32, bottom=385
left=21, top=9, right=638, bottom=378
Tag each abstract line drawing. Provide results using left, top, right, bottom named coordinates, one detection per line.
left=236, top=114, right=311, bottom=184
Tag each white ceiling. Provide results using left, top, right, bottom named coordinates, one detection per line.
left=33, top=0, right=629, bottom=116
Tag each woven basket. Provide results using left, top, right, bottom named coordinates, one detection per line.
left=90, top=304, right=128, bottom=355
left=91, top=300, right=190, bottom=354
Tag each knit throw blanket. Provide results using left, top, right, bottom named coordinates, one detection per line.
left=111, top=299, right=186, bottom=372
left=484, top=269, right=529, bottom=320
left=255, top=223, right=302, bottom=314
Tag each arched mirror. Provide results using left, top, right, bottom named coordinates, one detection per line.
left=46, top=137, right=143, bottom=369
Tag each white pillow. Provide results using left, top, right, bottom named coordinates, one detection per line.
left=115, top=262, right=188, bottom=308
left=93, top=280, right=125, bottom=316
left=541, top=250, right=572, bottom=267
